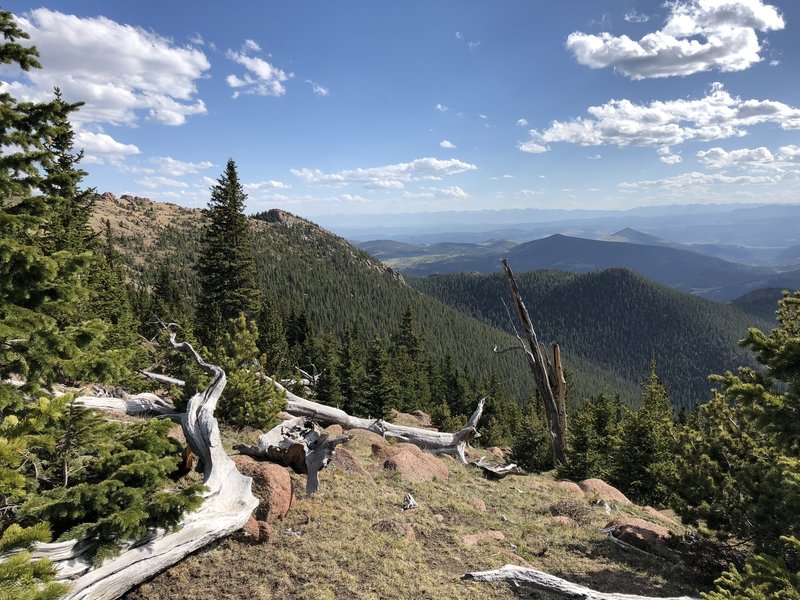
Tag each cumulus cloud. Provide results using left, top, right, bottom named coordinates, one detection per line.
left=226, top=43, right=291, bottom=98
left=135, top=176, right=190, bottom=189
left=567, top=0, right=784, bottom=79
left=305, top=80, right=329, bottom=96
left=518, top=83, right=800, bottom=154
left=696, top=145, right=800, bottom=169
left=153, top=156, right=214, bottom=176
left=404, top=186, right=469, bottom=200
left=244, top=179, right=292, bottom=191
left=291, top=157, right=477, bottom=189
left=4, top=9, right=209, bottom=127
left=658, top=145, right=683, bottom=164
left=75, top=131, right=140, bottom=156
left=439, top=140, right=457, bottom=149
left=516, top=118, right=528, bottom=127
left=435, top=103, right=449, bottom=112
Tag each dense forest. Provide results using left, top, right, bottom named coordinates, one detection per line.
left=410, top=269, right=769, bottom=407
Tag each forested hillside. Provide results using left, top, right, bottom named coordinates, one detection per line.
left=92, top=194, right=639, bottom=406
left=410, top=269, right=771, bottom=407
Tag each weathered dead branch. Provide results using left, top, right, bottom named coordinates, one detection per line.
left=500, top=258, right=567, bottom=464
left=462, top=564, right=699, bottom=599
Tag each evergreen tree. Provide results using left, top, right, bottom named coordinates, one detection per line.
left=314, top=335, right=344, bottom=409
left=339, top=326, right=368, bottom=416
left=560, top=394, right=628, bottom=483
left=674, top=292, right=800, bottom=562
left=364, top=336, right=397, bottom=420
left=255, top=294, right=289, bottom=377
left=195, top=159, right=260, bottom=346
left=613, top=364, right=677, bottom=506
left=212, top=315, right=286, bottom=430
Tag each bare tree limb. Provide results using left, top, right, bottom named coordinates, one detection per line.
left=462, top=564, right=699, bottom=599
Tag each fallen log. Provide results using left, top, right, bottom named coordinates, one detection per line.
left=17, top=333, right=259, bottom=600
left=462, top=564, right=699, bottom=599
left=470, top=458, right=524, bottom=480
left=268, top=376, right=486, bottom=464
left=235, top=416, right=350, bottom=494
left=74, top=392, right=178, bottom=416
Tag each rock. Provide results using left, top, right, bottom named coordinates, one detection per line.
left=471, top=497, right=487, bottom=512
left=604, top=517, right=672, bottom=555
left=462, top=530, right=505, bottom=548
left=487, top=446, right=507, bottom=459
left=232, top=456, right=293, bottom=523
left=555, top=481, right=585, bottom=497
left=276, top=411, right=294, bottom=422
left=372, top=520, right=415, bottom=541
left=432, top=514, right=445, bottom=523
left=239, top=516, right=271, bottom=545
left=346, top=428, right=388, bottom=449
left=324, top=424, right=344, bottom=436
left=643, top=506, right=681, bottom=527
left=329, top=447, right=371, bottom=478
left=549, top=516, right=575, bottom=527
left=379, top=444, right=449, bottom=482
left=578, top=478, right=632, bottom=505
left=390, top=409, right=434, bottom=429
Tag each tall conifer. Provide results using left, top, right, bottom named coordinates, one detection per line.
left=196, top=159, right=260, bottom=346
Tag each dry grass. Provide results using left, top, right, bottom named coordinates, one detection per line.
left=125, top=431, right=703, bottom=600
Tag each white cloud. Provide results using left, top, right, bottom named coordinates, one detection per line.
left=618, top=171, right=776, bottom=191
left=291, top=157, right=477, bottom=189
left=624, top=10, right=649, bottom=23
left=435, top=103, right=449, bottom=112
left=479, top=114, right=488, bottom=119
left=588, top=154, right=602, bottom=159
left=242, top=39, right=261, bottom=53
left=226, top=45, right=291, bottom=98
left=5, top=9, right=209, bottom=126
left=439, top=140, right=457, bottom=149
left=770, top=59, right=781, bottom=66
left=153, top=156, right=214, bottom=176
left=188, top=33, right=205, bottom=46
left=305, top=80, right=329, bottom=96
left=658, top=145, right=682, bottom=164
left=244, top=179, right=292, bottom=191
left=696, top=144, right=800, bottom=169
left=516, top=189, right=542, bottom=197
left=135, top=176, right=190, bottom=189
left=468, top=41, right=481, bottom=51
left=516, top=118, right=528, bottom=127
left=455, top=31, right=463, bottom=40
left=568, top=0, right=784, bottom=79
left=519, top=83, right=800, bottom=153
left=75, top=131, right=140, bottom=156
left=437, top=185, right=468, bottom=199
left=518, top=140, right=549, bottom=154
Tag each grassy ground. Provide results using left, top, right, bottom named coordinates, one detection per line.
left=126, top=432, right=703, bottom=600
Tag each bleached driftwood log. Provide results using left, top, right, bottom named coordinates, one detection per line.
left=470, top=458, right=523, bottom=480
left=270, top=377, right=486, bottom=464
left=22, top=333, right=259, bottom=600
left=462, top=564, right=699, bottom=600
left=74, top=392, right=178, bottom=416
left=235, top=416, right=350, bottom=494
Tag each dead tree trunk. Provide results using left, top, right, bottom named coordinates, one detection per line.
left=22, top=333, right=259, bottom=600
left=463, top=564, right=699, bottom=599
left=500, top=258, right=567, bottom=465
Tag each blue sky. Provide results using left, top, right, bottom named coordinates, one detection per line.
left=2, top=0, right=799, bottom=216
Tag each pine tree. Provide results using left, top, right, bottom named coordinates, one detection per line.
left=614, top=364, right=677, bottom=506
left=255, top=294, right=289, bottom=377
left=212, top=315, right=286, bottom=429
left=339, top=326, right=368, bottom=416
left=195, top=159, right=260, bottom=346
left=675, top=292, right=800, bottom=560
left=364, top=336, right=397, bottom=420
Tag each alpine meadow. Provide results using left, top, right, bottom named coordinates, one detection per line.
left=2, top=2, right=800, bottom=600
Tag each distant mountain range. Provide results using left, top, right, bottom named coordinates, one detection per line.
left=360, top=232, right=800, bottom=301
